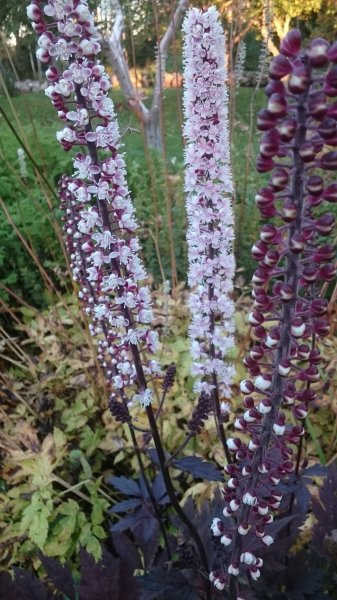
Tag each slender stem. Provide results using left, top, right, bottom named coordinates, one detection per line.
left=146, top=403, right=211, bottom=599
left=287, top=328, right=316, bottom=520
left=212, top=371, right=232, bottom=465
left=127, top=421, right=172, bottom=560
left=166, top=432, right=194, bottom=464
left=129, top=338, right=210, bottom=593
left=154, top=388, right=168, bottom=421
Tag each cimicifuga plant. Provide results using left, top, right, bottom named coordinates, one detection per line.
left=26, top=2, right=337, bottom=598
left=26, top=0, right=225, bottom=590
left=182, top=7, right=235, bottom=462
left=210, top=29, right=337, bottom=598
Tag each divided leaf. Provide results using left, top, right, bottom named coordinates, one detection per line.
left=312, top=465, right=337, bottom=559
left=138, top=568, right=198, bottom=600
left=172, top=456, right=224, bottom=482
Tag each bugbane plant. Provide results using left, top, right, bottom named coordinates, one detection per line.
left=26, top=2, right=337, bottom=598
left=27, top=0, right=212, bottom=591
left=182, top=7, right=235, bottom=456
left=27, top=0, right=161, bottom=421
left=210, top=29, right=336, bottom=598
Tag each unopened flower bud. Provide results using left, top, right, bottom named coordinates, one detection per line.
left=243, top=492, right=257, bottom=506
left=228, top=564, right=239, bottom=576
left=238, top=522, right=249, bottom=535
left=240, top=552, right=256, bottom=565
left=308, top=38, right=329, bottom=67
left=220, top=533, right=232, bottom=546
left=288, top=66, right=310, bottom=94
left=279, top=28, right=301, bottom=57
left=262, top=535, right=274, bottom=546
left=226, top=437, right=241, bottom=451
left=250, top=566, right=261, bottom=580
left=255, top=374, right=272, bottom=391
left=269, top=55, right=292, bottom=80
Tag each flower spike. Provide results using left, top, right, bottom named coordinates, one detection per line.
left=183, top=7, right=235, bottom=401
left=211, top=28, right=336, bottom=596
left=27, top=0, right=161, bottom=416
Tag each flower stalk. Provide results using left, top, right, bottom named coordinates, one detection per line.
left=210, top=29, right=336, bottom=598
left=183, top=7, right=236, bottom=464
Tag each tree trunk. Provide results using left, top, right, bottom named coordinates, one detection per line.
left=106, top=0, right=188, bottom=153
left=144, top=109, right=162, bottom=151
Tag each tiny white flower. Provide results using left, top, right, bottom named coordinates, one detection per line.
left=220, top=401, right=231, bottom=416
left=93, top=303, right=110, bottom=320
left=134, top=389, right=153, bottom=408
left=56, top=127, right=76, bottom=143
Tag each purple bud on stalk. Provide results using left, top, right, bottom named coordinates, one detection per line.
left=279, top=28, right=302, bottom=57
left=212, top=28, right=336, bottom=596
left=269, top=54, right=292, bottom=80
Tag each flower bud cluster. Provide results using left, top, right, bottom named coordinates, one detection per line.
left=188, top=391, right=212, bottom=435
left=211, top=29, right=336, bottom=597
left=27, top=0, right=161, bottom=412
left=182, top=8, right=235, bottom=400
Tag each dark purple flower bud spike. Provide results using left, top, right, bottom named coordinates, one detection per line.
left=211, top=29, right=336, bottom=598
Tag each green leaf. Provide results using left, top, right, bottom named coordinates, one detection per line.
left=84, top=535, right=102, bottom=562
left=80, top=454, right=92, bottom=479
left=92, top=525, right=106, bottom=539
left=79, top=426, right=102, bottom=456
left=58, top=499, right=80, bottom=517
left=91, top=498, right=108, bottom=525
left=20, top=493, right=52, bottom=550
left=53, top=427, right=67, bottom=453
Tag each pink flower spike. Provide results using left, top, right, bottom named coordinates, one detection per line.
left=183, top=7, right=235, bottom=401
left=27, top=0, right=161, bottom=424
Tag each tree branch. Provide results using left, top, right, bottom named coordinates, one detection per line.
left=106, top=0, right=148, bottom=121
left=150, top=0, right=189, bottom=117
